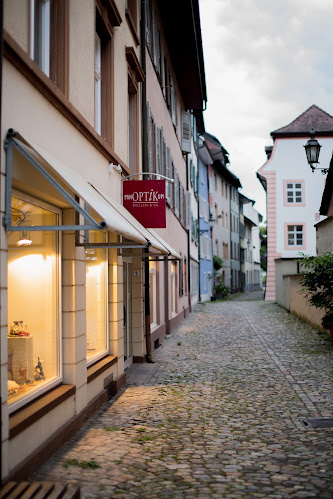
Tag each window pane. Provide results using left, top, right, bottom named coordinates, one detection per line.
left=86, top=231, right=108, bottom=362
left=287, top=183, right=293, bottom=189
left=8, top=196, right=59, bottom=407
left=295, top=183, right=301, bottom=189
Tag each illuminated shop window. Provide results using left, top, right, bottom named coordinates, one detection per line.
left=86, top=231, right=108, bottom=363
left=8, top=195, right=60, bottom=409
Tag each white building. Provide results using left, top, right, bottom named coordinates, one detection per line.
left=257, top=105, right=331, bottom=301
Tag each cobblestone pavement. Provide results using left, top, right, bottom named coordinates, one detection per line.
left=33, top=296, right=333, bottom=498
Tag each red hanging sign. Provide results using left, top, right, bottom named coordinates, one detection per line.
left=123, top=180, right=166, bottom=228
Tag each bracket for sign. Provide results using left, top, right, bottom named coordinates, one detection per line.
left=122, top=172, right=174, bottom=183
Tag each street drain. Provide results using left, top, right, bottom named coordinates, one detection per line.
left=300, top=417, right=333, bottom=429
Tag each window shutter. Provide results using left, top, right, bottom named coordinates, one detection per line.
left=186, top=191, right=191, bottom=230
left=181, top=112, right=192, bottom=153
left=154, top=124, right=160, bottom=175
left=190, top=159, right=193, bottom=186
left=166, top=146, right=171, bottom=202
left=192, top=114, right=197, bottom=146
left=180, top=185, right=183, bottom=224
left=159, top=127, right=164, bottom=176
left=147, top=103, right=153, bottom=173
left=170, top=76, right=176, bottom=125
left=162, top=139, right=166, bottom=177
left=152, top=8, right=157, bottom=66
left=174, top=169, right=179, bottom=216
left=145, top=1, right=150, bottom=46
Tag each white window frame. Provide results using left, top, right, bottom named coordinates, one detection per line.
left=285, top=181, right=304, bottom=205
left=286, top=224, right=304, bottom=248
left=30, top=0, right=51, bottom=77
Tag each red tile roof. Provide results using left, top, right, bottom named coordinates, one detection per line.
left=271, top=105, right=333, bottom=138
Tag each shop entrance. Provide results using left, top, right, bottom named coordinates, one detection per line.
left=123, top=259, right=133, bottom=369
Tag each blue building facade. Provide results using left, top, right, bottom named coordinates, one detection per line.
left=198, top=140, right=214, bottom=302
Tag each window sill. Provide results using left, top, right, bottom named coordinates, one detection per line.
left=87, top=355, right=117, bottom=384
left=9, top=384, right=76, bottom=439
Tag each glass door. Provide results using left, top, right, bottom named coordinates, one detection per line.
left=123, top=259, right=133, bottom=369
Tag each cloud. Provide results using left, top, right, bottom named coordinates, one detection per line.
left=199, top=0, right=333, bottom=218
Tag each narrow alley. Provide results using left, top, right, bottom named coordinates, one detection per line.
left=33, top=295, right=333, bottom=498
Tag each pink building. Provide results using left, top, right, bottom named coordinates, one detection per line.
left=257, top=105, right=333, bottom=301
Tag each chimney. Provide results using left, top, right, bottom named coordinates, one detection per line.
left=265, top=146, right=273, bottom=160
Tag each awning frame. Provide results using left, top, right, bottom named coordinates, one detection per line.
left=3, top=130, right=104, bottom=233
left=3, top=130, right=151, bottom=251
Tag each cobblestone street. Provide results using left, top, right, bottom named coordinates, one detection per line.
left=33, top=294, right=333, bottom=498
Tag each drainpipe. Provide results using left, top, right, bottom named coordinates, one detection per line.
left=0, top=0, right=3, bottom=481
left=140, top=0, right=152, bottom=361
left=198, top=158, right=201, bottom=303
left=186, top=154, right=191, bottom=311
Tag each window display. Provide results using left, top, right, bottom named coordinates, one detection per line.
left=8, top=195, right=60, bottom=408
left=86, top=231, right=108, bottom=363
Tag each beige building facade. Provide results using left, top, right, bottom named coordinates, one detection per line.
left=0, top=0, right=180, bottom=481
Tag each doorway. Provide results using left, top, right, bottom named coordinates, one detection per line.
left=123, top=259, right=133, bottom=369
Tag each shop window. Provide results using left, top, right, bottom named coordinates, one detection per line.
left=86, top=231, right=108, bottom=363
left=8, top=194, right=60, bottom=411
left=30, top=0, right=68, bottom=94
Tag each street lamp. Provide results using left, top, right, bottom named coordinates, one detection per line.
left=209, top=215, right=215, bottom=229
left=304, top=129, right=328, bottom=174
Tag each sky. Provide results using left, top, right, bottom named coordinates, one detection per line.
left=199, top=0, right=333, bottom=220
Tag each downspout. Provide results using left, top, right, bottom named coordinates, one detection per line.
left=141, top=0, right=152, bottom=361
left=0, top=0, right=3, bottom=482
left=186, top=154, right=191, bottom=311
left=229, top=184, right=232, bottom=292
left=198, top=158, right=201, bottom=302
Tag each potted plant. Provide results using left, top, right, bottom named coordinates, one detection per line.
left=298, top=251, right=333, bottom=342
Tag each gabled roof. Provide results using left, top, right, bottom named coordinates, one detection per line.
left=271, top=105, right=333, bottom=139
left=202, top=132, right=229, bottom=164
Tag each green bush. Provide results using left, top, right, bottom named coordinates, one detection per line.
left=298, top=251, right=333, bottom=328
left=214, top=274, right=230, bottom=298
left=213, top=255, right=223, bottom=271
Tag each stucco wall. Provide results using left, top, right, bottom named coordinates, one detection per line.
left=275, top=259, right=299, bottom=309
left=316, top=218, right=333, bottom=255
left=288, top=275, right=325, bottom=329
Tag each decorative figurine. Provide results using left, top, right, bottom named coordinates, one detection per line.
left=9, top=321, right=30, bottom=336
left=34, top=357, right=45, bottom=380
